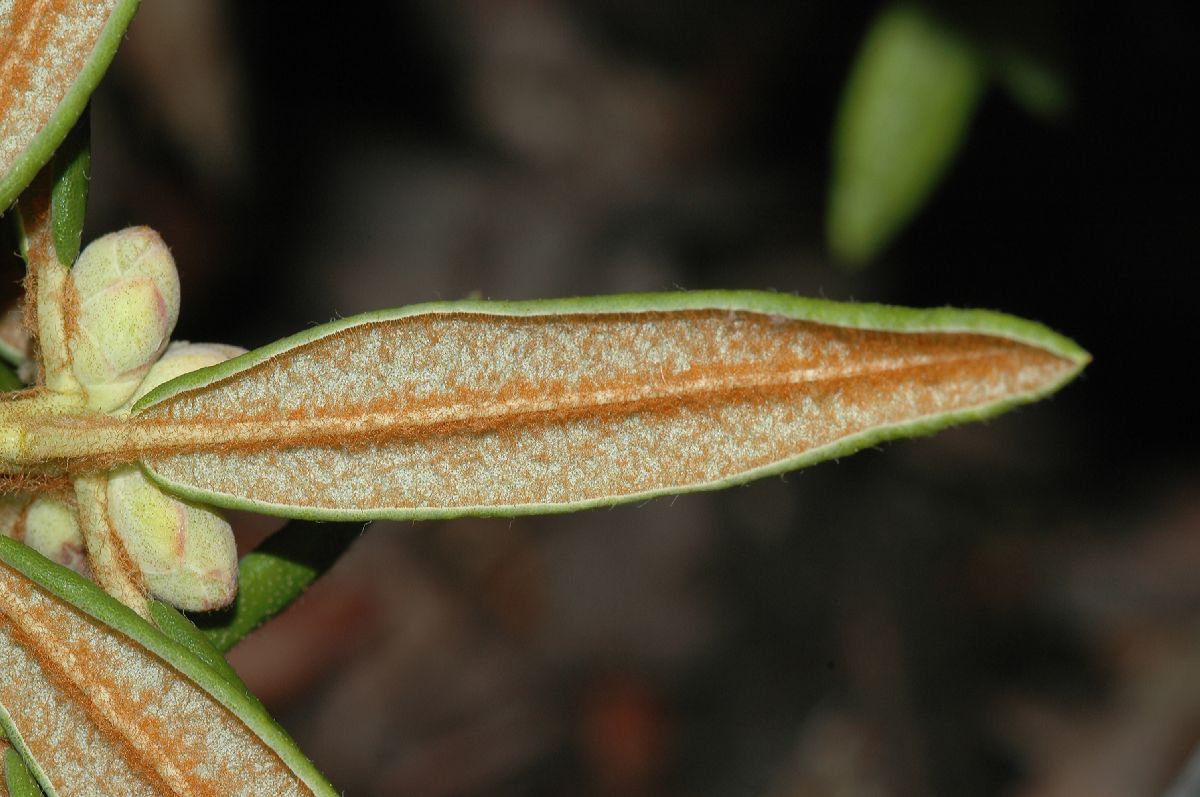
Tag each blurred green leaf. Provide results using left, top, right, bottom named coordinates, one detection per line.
left=0, top=365, right=20, bottom=393
left=996, top=48, right=1070, bottom=120
left=828, top=3, right=986, bottom=266
left=195, top=521, right=362, bottom=652
left=0, top=337, right=24, bottom=371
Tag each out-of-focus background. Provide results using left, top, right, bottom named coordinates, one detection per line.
left=7, top=1, right=1196, bottom=795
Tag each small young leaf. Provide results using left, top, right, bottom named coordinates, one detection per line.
left=0, top=0, right=138, bottom=211
left=114, top=292, right=1088, bottom=520
left=828, top=3, right=986, bottom=265
left=197, top=521, right=362, bottom=653
left=49, top=108, right=91, bottom=267
left=0, top=535, right=337, bottom=796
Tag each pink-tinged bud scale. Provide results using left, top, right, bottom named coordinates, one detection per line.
left=67, top=227, right=180, bottom=411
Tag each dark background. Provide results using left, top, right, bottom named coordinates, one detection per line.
left=9, top=2, right=1196, bottom=795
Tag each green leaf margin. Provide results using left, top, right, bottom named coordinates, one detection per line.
left=148, top=601, right=256, bottom=697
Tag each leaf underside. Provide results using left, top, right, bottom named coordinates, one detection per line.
left=125, top=294, right=1087, bottom=521
left=0, top=0, right=137, bottom=211
left=0, top=537, right=335, bottom=796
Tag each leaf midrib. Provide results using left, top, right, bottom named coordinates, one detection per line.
left=15, top=346, right=1037, bottom=472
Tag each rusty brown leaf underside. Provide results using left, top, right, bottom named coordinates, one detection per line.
left=96, top=307, right=1079, bottom=518
left=0, top=0, right=111, bottom=168
left=0, top=556, right=315, bottom=796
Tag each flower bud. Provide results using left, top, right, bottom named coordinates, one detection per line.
left=69, top=227, right=181, bottom=411
left=106, top=465, right=237, bottom=611
left=23, top=496, right=90, bottom=576
left=127, top=341, right=247, bottom=408
left=0, top=303, right=30, bottom=364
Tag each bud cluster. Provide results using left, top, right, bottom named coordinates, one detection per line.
left=3, top=228, right=245, bottom=612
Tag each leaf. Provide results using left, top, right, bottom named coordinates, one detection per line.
left=49, top=108, right=91, bottom=267
left=0, top=365, right=19, bottom=393
left=90, top=291, right=1090, bottom=520
left=0, top=1, right=138, bottom=212
left=195, top=521, right=362, bottom=653
left=828, top=3, right=986, bottom=265
left=995, top=47, right=1070, bottom=120
left=0, top=535, right=337, bottom=796
left=3, top=743, right=41, bottom=797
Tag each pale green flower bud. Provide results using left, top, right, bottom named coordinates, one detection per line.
left=23, top=496, right=89, bottom=576
left=69, top=227, right=181, bottom=411
left=106, top=466, right=237, bottom=611
left=127, top=341, right=247, bottom=408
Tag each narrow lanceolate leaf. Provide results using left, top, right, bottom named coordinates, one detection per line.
left=828, top=3, right=986, bottom=265
left=148, top=600, right=257, bottom=695
left=0, top=535, right=337, bottom=797
left=106, top=292, right=1086, bottom=520
left=0, top=0, right=138, bottom=210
